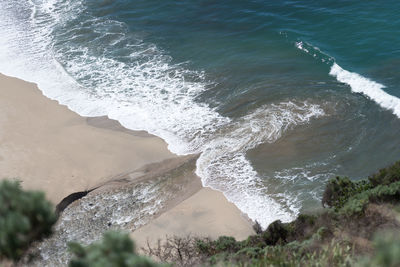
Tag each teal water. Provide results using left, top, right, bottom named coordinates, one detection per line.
left=1, top=0, right=399, bottom=226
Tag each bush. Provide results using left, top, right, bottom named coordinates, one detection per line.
left=213, top=236, right=240, bottom=252
left=245, top=239, right=354, bottom=267
left=196, top=236, right=242, bottom=257
left=294, top=214, right=316, bottom=228
left=369, top=161, right=400, bottom=187
left=0, top=180, right=57, bottom=262
left=242, top=234, right=265, bottom=248
left=234, top=247, right=263, bottom=259
left=339, top=181, right=400, bottom=217
left=322, top=176, right=355, bottom=209
left=356, top=232, right=400, bottom=267
left=322, top=176, right=371, bottom=210
left=253, top=220, right=263, bottom=234
left=68, top=231, right=163, bottom=267
left=288, top=214, right=318, bottom=241
left=262, top=220, right=289, bottom=245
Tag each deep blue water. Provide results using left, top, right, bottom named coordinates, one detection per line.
left=1, top=0, right=400, bottom=226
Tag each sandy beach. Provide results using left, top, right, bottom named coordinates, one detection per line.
left=0, top=73, right=254, bottom=250
left=0, top=73, right=175, bottom=204
left=132, top=187, right=255, bottom=248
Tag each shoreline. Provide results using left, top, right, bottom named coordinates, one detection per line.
left=0, top=73, right=254, bottom=256
left=131, top=187, right=255, bottom=249
left=0, top=73, right=175, bottom=204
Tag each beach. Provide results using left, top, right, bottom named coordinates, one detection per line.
left=2, top=1, right=400, bottom=265
left=132, top=187, right=255, bottom=248
left=2, top=0, right=400, bottom=238
left=0, top=73, right=175, bottom=204
left=0, top=73, right=254, bottom=261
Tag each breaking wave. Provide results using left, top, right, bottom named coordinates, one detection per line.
left=295, top=41, right=400, bottom=119
left=0, top=0, right=325, bottom=227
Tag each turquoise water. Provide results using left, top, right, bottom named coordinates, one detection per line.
left=1, top=0, right=400, bottom=226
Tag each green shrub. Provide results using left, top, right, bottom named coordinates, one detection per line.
left=195, top=161, right=400, bottom=266
left=246, top=239, right=354, bottom=267
left=196, top=236, right=243, bottom=257
left=0, top=180, right=57, bottom=262
left=339, top=181, right=400, bottom=217
left=196, top=238, right=214, bottom=255
left=261, top=220, right=288, bottom=245
left=213, top=236, right=240, bottom=252
left=294, top=214, right=316, bottom=228
left=242, top=234, right=265, bottom=249
left=253, top=220, right=263, bottom=234
left=68, top=231, right=163, bottom=267
left=369, top=161, right=400, bottom=187
left=322, top=176, right=371, bottom=210
left=288, top=214, right=318, bottom=241
left=234, top=247, right=263, bottom=259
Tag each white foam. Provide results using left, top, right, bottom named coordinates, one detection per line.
left=330, top=63, right=400, bottom=118
left=295, top=41, right=309, bottom=53
left=197, top=101, right=325, bottom=227
left=295, top=41, right=333, bottom=63
left=295, top=41, right=400, bottom=119
left=0, top=0, right=325, bottom=227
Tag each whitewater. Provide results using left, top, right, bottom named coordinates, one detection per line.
left=1, top=1, right=399, bottom=228
left=295, top=41, right=400, bottom=119
left=0, top=0, right=328, bottom=227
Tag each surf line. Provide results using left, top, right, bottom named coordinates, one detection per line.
left=295, top=41, right=400, bottom=118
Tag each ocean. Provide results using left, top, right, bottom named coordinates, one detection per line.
left=1, top=0, right=400, bottom=227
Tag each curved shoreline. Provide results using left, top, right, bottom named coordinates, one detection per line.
left=0, top=73, right=175, bottom=204
left=0, top=73, right=254, bottom=261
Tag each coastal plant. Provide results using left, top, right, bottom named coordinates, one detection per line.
left=196, top=214, right=324, bottom=259
left=252, top=220, right=263, bottom=234
left=264, top=239, right=352, bottom=267
left=261, top=220, right=289, bottom=245
left=141, top=235, right=206, bottom=266
left=288, top=214, right=320, bottom=241
left=339, top=181, right=400, bottom=217
left=355, top=231, right=400, bottom=267
left=0, top=180, right=57, bottom=262
left=68, top=231, right=163, bottom=267
left=210, top=238, right=353, bottom=267
left=140, top=161, right=400, bottom=266
left=368, top=161, right=400, bottom=187
left=196, top=236, right=242, bottom=256
left=322, top=176, right=371, bottom=210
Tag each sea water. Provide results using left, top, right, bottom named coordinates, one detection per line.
left=1, top=0, right=400, bottom=227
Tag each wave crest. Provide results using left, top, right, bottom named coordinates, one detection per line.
left=329, top=63, right=400, bottom=118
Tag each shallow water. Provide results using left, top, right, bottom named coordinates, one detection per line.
left=1, top=0, right=400, bottom=227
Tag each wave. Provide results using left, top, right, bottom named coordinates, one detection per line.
left=0, top=0, right=325, bottom=227
left=329, top=63, right=400, bottom=118
left=197, top=101, right=324, bottom=226
left=295, top=41, right=400, bottom=119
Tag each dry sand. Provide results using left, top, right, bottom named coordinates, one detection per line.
left=0, top=74, right=175, bottom=204
left=131, top=187, right=255, bottom=248
left=0, top=73, right=254, bottom=244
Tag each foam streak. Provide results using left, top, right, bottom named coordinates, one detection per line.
left=0, top=0, right=325, bottom=228
left=330, top=63, right=400, bottom=118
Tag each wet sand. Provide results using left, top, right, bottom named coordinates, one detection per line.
left=132, top=187, right=255, bottom=248
left=0, top=73, right=175, bottom=204
left=0, top=73, right=254, bottom=253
